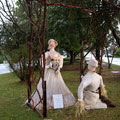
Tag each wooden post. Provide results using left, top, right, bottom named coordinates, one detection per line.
left=26, top=0, right=33, bottom=103
left=42, top=0, right=47, bottom=118
left=43, top=81, right=47, bottom=117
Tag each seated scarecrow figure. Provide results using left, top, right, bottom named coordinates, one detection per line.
left=76, top=59, right=109, bottom=117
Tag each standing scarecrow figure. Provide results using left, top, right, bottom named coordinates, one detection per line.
left=26, top=39, right=76, bottom=109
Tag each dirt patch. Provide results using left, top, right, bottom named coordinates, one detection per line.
left=62, top=62, right=80, bottom=71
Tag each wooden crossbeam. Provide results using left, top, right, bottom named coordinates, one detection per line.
left=104, top=0, right=120, bottom=9
left=47, top=2, right=93, bottom=13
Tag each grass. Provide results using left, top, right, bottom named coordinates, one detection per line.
left=0, top=63, right=120, bottom=120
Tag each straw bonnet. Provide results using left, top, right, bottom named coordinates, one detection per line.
left=87, top=59, right=98, bottom=67
left=48, top=39, right=58, bottom=47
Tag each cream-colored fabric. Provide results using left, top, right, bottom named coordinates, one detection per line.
left=84, top=91, right=99, bottom=106
left=45, top=50, right=63, bottom=68
left=78, top=71, right=107, bottom=109
left=26, top=50, right=76, bottom=109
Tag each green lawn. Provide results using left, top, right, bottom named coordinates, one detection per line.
left=0, top=63, right=120, bottom=120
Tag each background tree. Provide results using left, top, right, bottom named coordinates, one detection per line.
left=105, top=33, right=118, bottom=68
left=0, top=0, right=42, bottom=81
left=47, top=1, right=93, bottom=64
left=0, top=0, right=120, bottom=81
left=0, top=0, right=29, bottom=81
left=115, top=48, right=120, bottom=57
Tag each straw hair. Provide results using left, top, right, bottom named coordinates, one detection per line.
left=75, top=100, right=86, bottom=118
left=101, top=85, right=108, bottom=98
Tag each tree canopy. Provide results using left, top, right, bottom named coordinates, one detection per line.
left=0, top=0, right=120, bottom=80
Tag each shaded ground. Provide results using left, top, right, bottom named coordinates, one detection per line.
left=0, top=62, right=120, bottom=120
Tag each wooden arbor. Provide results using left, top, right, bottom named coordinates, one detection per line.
left=22, top=0, right=120, bottom=118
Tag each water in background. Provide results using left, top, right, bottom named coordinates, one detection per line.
left=0, top=55, right=120, bottom=74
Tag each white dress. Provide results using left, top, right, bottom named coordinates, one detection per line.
left=27, top=50, right=76, bottom=109
left=78, top=71, right=107, bottom=109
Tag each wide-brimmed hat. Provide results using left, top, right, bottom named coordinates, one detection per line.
left=48, top=39, right=58, bottom=47
left=87, top=59, right=98, bottom=67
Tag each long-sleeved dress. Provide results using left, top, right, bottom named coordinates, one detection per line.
left=27, top=50, right=76, bottom=109
left=78, top=71, right=107, bottom=109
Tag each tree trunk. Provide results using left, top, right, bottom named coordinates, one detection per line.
left=111, top=28, right=120, bottom=47
left=70, top=51, right=75, bottom=64
left=20, top=76, right=26, bottom=82
left=106, top=47, right=111, bottom=69
left=96, top=39, right=100, bottom=61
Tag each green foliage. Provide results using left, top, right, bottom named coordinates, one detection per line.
left=0, top=14, right=29, bottom=81
left=0, top=0, right=120, bottom=80
left=0, top=0, right=43, bottom=81
left=47, top=6, right=89, bottom=52
left=47, top=4, right=92, bottom=63
left=46, top=0, right=120, bottom=63
left=115, top=48, right=120, bottom=57
left=0, top=56, right=5, bottom=63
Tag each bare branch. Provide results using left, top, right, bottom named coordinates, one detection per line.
left=111, top=28, right=120, bottom=46
left=0, top=11, right=12, bottom=22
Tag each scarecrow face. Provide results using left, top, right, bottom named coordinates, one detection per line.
left=88, top=64, right=96, bottom=72
left=48, top=41, right=56, bottom=49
